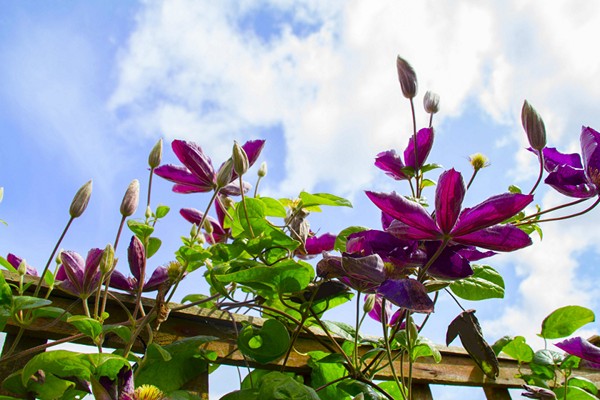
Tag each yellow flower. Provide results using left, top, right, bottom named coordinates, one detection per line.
left=134, top=384, right=165, bottom=400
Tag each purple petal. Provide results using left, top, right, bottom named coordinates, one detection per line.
left=581, top=126, right=600, bottom=187
left=127, top=236, right=146, bottom=282
left=108, top=270, right=136, bottom=292
left=143, top=267, right=169, bottom=292
left=57, top=279, right=82, bottom=297
left=404, top=127, right=434, bottom=169
left=171, top=140, right=215, bottom=187
left=426, top=243, right=474, bottom=280
left=451, top=193, right=533, bottom=237
left=377, top=278, right=434, bottom=313
left=541, top=147, right=583, bottom=171
left=316, top=254, right=344, bottom=279
left=456, top=247, right=496, bottom=261
left=59, top=251, right=86, bottom=292
left=454, top=225, right=532, bottom=251
left=367, top=294, right=392, bottom=323
left=7, top=253, right=38, bottom=276
left=375, top=150, right=408, bottom=180
left=545, top=164, right=596, bottom=198
left=305, top=233, right=336, bottom=255
left=220, top=181, right=251, bottom=196
left=435, top=169, right=465, bottom=234
left=341, top=253, right=386, bottom=292
left=347, top=230, right=423, bottom=269
left=386, top=219, right=441, bottom=241
left=366, top=191, right=440, bottom=239
left=83, top=248, right=103, bottom=293
left=154, top=165, right=204, bottom=187
left=381, top=212, right=395, bottom=230
left=229, top=140, right=266, bottom=181
left=171, top=183, right=208, bottom=194
left=555, top=336, right=600, bottom=365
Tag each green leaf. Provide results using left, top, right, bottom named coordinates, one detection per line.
left=220, top=389, right=259, bottom=400
left=0, top=273, right=12, bottom=309
left=237, top=319, right=290, bottom=364
left=22, top=350, right=92, bottom=385
left=494, top=336, right=533, bottom=363
left=450, top=265, right=504, bottom=301
left=321, top=321, right=357, bottom=341
left=533, top=349, right=563, bottom=367
left=338, top=380, right=385, bottom=400
left=236, top=198, right=269, bottom=236
left=420, top=163, right=443, bottom=173
left=420, top=178, right=436, bottom=188
left=155, top=205, right=171, bottom=219
left=27, top=373, right=77, bottom=400
left=103, top=324, right=132, bottom=343
left=146, top=237, right=162, bottom=258
left=0, top=257, right=17, bottom=274
left=377, top=381, right=406, bottom=399
left=127, top=220, right=154, bottom=239
left=307, top=351, right=350, bottom=400
left=508, top=185, right=523, bottom=194
left=258, top=372, right=319, bottom=400
left=540, top=305, right=595, bottom=339
left=554, top=385, right=598, bottom=400
left=334, top=226, right=368, bottom=252
left=411, top=337, right=442, bottom=363
left=147, top=343, right=172, bottom=361
left=12, top=296, right=52, bottom=311
left=67, top=316, right=103, bottom=341
left=299, top=192, right=352, bottom=208
left=568, top=377, right=599, bottom=395
left=136, top=335, right=217, bottom=392
left=258, top=197, right=287, bottom=217
left=181, top=293, right=216, bottom=308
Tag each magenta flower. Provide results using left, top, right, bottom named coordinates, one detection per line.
left=109, top=236, right=168, bottom=293
left=155, top=139, right=265, bottom=195
left=375, top=127, right=434, bottom=180
left=555, top=337, right=600, bottom=369
left=366, top=168, right=533, bottom=252
left=56, top=249, right=103, bottom=298
left=180, top=207, right=229, bottom=244
left=6, top=253, right=38, bottom=276
left=538, top=126, right=600, bottom=198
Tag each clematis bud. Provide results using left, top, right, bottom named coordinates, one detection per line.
left=17, top=259, right=27, bottom=276
left=396, top=56, right=417, bottom=99
left=190, top=223, right=198, bottom=238
left=364, top=294, right=376, bottom=313
left=232, top=141, right=249, bottom=176
left=423, top=91, right=440, bottom=114
left=258, top=161, right=267, bottom=177
left=69, top=180, right=92, bottom=218
left=469, top=153, right=490, bottom=171
left=145, top=205, right=152, bottom=219
left=221, top=195, right=234, bottom=209
left=216, top=158, right=234, bottom=189
left=99, top=244, right=115, bottom=275
left=203, top=218, right=214, bottom=235
left=120, top=179, right=140, bottom=217
left=521, top=100, right=547, bottom=151
left=148, top=138, right=163, bottom=169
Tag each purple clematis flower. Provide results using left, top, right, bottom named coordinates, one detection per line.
left=555, top=336, right=600, bottom=369
left=366, top=294, right=403, bottom=325
left=154, top=139, right=265, bottom=195
left=536, top=126, right=600, bottom=198
left=109, top=236, right=168, bottom=293
left=366, top=168, right=533, bottom=252
left=180, top=207, right=229, bottom=244
left=422, top=242, right=495, bottom=280
left=6, top=253, right=38, bottom=276
left=375, top=127, right=434, bottom=180
left=56, top=249, right=103, bottom=299
left=317, top=252, right=434, bottom=313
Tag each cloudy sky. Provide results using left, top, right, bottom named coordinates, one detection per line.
left=2, top=1, right=600, bottom=398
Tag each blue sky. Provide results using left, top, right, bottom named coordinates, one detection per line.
left=2, top=1, right=600, bottom=399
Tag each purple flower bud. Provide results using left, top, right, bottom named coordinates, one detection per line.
left=396, top=56, right=417, bottom=99
left=120, top=179, right=140, bottom=217
left=69, top=180, right=92, bottom=218
left=423, top=91, right=440, bottom=114
left=521, top=100, right=547, bottom=151
left=148, top=138, right=163, bottom=169
left=232, top=141, right=249, bottom=176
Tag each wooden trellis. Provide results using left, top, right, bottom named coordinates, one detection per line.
left=1, top=271, right=598, bottom=399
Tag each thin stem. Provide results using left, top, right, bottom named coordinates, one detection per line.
left=254, top=176, right=263, bottom=198
left=147, top=168, right=154, bottom=208
left=309, top=309, right=355, bottom=370
left=529, top=151, right=545, bottom=195
left=521, top=198, right=588, bottom=221
left=381, top=299, right=407, bottom=400
left=466, top=169, right=479, bottom=191
left=113, top=215, right=127, bottom=251
left=239, top=176, right=255, bottom=238
left=428, top=113, right=433, bottom=128
left=516, top=197, right=600, bottom=225
left=34, top=217, right=74, bottom=297
left=1, top=333, right=86, bottom=364
left=409, top=98, right=420, bottom=198
left=444, top=288, right=466, bottom=312
left=354, top=292, right=361, bottom=369
left=170, top=293, right=220, bottom=312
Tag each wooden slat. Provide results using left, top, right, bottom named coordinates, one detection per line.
left=483, top=386, right=513, bottom=400
left=412, top=383, right=433, bottom=400
left=1, top=270, right=599, bottom=394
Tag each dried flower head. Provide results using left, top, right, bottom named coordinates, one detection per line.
left=69, top=180, right=92, bottom=218
left=148, top=138, right=163, bottom=169
left=396, top=56, right=417, bottom=99
left=423, top=91, right=440, bottom=114
left=521, top=100, right=547, bottom=151
left=167, top=260, right=183, bottom=282
left=120, top=179, right=140, bottom=217
left=469, top=153, right=490, bottom=171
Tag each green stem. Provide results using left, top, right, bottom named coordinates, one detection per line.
left=521, top=198, right=588, bottom=222
left=239, top=176, right=254, bottom=238
left=466, top=169, right=479, bottom=191
left=529, top=151, right=545, bottom=195
left=381, top=299, right=407, bottom=400
left=34, top=217, right=74, bottom=297
left=516, top=197, right=600, bottom=225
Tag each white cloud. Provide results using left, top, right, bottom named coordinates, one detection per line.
left=110, top=0, right=600, bottom=348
